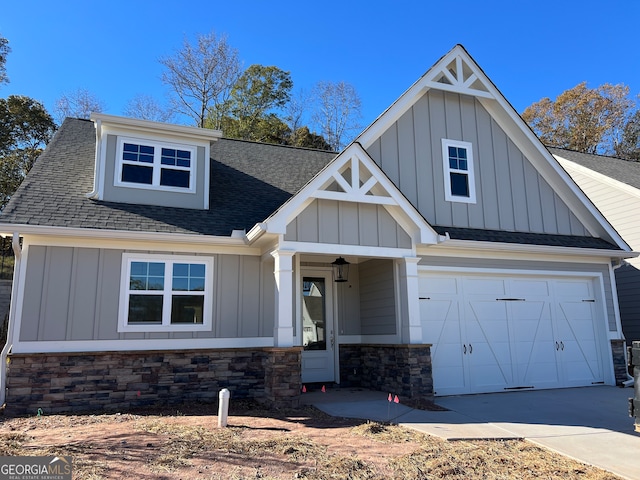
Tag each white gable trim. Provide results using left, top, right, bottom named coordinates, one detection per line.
left=355, top=44, right=629, bottom=252
left=264, top=143, right=439, bottom=245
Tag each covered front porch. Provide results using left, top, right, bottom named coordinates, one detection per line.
left=269, top=250, right=433, bottom=406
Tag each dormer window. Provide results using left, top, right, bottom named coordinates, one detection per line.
left=116, top=137, right=196, bottom=192
left=442, top=139, right=476, bottom=203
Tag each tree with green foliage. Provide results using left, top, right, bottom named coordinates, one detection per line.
left=0, top=96, right=56, bottom=208
left=618, top=110, right=640, bottom=161
left=216, top=65, right=293, bottom=142
left=0, top=34, right=10, bottom=86
left=288, top=126, right=332, bottom=150
left=160, top=31, right=241, bottom=128
left=522, top=82, right=634, bottom=156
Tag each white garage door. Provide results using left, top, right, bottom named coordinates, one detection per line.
left=419, top=272, right=605, bottom=396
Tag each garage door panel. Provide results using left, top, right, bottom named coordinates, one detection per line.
left=464, top=278, right=507, bottom=295
left=419, top=276, right=459, bottom=295
left=555, top=280, right=592, bottom=297
left=509, top=279, right=550, bottom=297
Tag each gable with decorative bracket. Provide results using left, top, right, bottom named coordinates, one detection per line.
left=264, top=143, right=439, bottom=246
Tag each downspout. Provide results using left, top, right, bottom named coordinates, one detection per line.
left=0, top=232, right=22, bottom=406
left=612, top=258, right=635, bottom=387
left=86, top=118, right=101, bottom=199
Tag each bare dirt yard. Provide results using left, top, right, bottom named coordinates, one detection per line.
left=0, top=401, right=623, bottom=479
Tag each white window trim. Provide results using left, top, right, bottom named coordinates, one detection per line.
left=442, top=138, right=476, bottom=204
left=118, top=253, right=214, bottom=333
left=114, top=136, right=197, bottom=194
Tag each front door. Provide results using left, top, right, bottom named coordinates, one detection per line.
left=301, top=273, right=336, bottom=383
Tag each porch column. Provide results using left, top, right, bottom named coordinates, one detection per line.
left=271, top=250, right=295, bottom=347
left=398, top=256, right=423, bottom=344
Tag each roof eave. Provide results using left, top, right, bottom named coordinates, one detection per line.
left=421, top=238, right=637, bottom=259
left=0, top=223, right=248, bottom=246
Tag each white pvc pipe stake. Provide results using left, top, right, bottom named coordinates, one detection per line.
left=218, top=388, right=230, bottom=428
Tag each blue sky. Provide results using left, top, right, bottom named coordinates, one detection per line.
left=2, top=0, right=639, bottom=130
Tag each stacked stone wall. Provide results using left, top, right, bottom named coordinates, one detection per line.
left=4, top=347, right=301, bottom=415
left=339, top=344, right=433, bottom=401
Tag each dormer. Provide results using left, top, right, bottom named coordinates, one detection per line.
left=89, top=113, right=222, bottom=210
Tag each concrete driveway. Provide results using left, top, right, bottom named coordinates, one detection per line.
left=434, top=387, right=640, bottom=480
left=305, top=386, right=640, bottom=480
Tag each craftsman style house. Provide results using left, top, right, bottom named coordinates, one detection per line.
left=0, top=45, right=633, bottom=414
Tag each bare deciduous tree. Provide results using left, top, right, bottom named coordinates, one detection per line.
left=54, top=88, right=105, bottom=123
left=123, top=94, right=173, bottom=123
left=160, top=31, right=241, bottom=128
left=312, top=81, right=362, bottom=151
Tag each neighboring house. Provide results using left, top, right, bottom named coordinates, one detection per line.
left=551, top=147, right=640, bottom=345
left=0, top=45, right=634, bottom=414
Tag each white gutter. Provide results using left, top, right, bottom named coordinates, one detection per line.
left=0, top=232, right=21, bottom=407
left=424, top=238, right=638, bottom=259
left=246, top=223, right=268, bottom=243
left=0, top=223, right=249, bottom=246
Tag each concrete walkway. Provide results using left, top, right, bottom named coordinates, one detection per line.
left=301, top=386, right=640, bottom=480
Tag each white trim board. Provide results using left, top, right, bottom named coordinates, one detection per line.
left=10, top=337, right=275, bottom=354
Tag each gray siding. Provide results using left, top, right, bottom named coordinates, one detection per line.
left=366, top=90, right=590, bottom=236
left=102, top=134, right=208, bottom=209
left=285, top=199, right=411, bottom=248
left=337, top=264, right=361, bottom=336
left=615, top=263, right=640, bottom=343
left=359, top=259, right=396, bottom=335
left=419, top=255, right=618, bottom=332
left=20, top=246, right=273, bottom=342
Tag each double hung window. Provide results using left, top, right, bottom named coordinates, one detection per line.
left=442, top=139, right=476, bottom=203
left=117, top=137, right=196, bottom=192
left=119, top=254, right=213, bottom=332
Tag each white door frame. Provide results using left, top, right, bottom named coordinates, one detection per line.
left=299, top=267, right=339, bottom=383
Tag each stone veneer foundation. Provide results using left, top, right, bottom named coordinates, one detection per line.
left=4, top=347, right=302, bottom=416
left=339, top=344, right=433, bottom=401
left=611, top=339, right=630, bottom=385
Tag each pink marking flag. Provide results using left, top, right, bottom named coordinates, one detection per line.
left=394, top=395, right=400, bottom=404
left=321, top=385, right=326, bottom=393
left=302, top=385, right=306, bottom=393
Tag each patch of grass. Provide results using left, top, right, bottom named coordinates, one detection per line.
left=351, top=421, right=426, bottom=444
left=390, top=439, right=620, bottom=479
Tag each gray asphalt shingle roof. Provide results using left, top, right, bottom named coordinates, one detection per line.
left=432, top=226, right=617, bottom=250
left=549, top=147, right=640, bottom=191
left=0, top=118, right=622, bottom=252
left=0, top=118, right=336, bottom=236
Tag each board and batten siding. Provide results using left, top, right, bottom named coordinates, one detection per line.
left=366, top=90, right=589, bottom=237
left=285, top=198, right=411, bottom=248
left=358, top=259, right=396, bottom=335
left=419, top=255, right=618, bottom=332
left=19, top=246, right=273, bottom=342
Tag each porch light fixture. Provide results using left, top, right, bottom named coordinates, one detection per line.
left=331, top=257, right=350, bottom=283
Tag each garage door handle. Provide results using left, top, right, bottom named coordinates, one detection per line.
left=556, top=341, right=559, bottom=351
left=560, top=341, right=564, bottom=351
left=469, top=343, right=472, bottom=354
left=463, top=344, right=467, bottom=354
